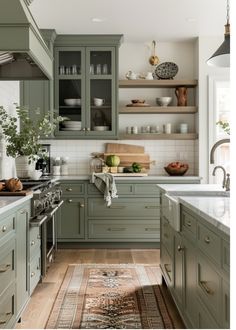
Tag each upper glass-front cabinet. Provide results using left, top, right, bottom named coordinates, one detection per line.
left=54, top=44, right=118, bottom=138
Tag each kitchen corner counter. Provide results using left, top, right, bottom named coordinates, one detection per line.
left=179, top=196, right=230, bottom=235
left=0, top=195, right=32, bottom=215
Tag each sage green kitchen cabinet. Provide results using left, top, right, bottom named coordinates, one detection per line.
left=160, top=198, right=230, bottom=329
left=57, top=197, right=85, bottom=241
left=28, top=226, right=41, bottom=296
left=54, top=35, right=123, bottom=139
left=16, top=202, right=30, bottom=319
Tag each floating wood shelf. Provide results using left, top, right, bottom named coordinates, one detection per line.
left=119, top=79, right=198, bottom=88
left=119, top=133, right=198, bottom=140
left=119, top=106, right=198, bottom=114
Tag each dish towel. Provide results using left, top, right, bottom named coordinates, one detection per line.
left=91, top=173, right=118, bottom=206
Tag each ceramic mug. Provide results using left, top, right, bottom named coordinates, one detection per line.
left=94, top=98, right=105, bottom=106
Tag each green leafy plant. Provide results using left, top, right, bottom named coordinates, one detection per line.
left=0, top=105, right=63, bottom=163
left=216, top=120, right=230, bottom=135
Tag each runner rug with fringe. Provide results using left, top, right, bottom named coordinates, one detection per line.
left=46, top=264, right=174, bottom=329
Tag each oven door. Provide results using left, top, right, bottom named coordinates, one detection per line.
left=40, top=200, right=64, bottom=276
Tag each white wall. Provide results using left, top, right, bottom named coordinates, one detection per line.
left=0, top=81, right=19, bottom=179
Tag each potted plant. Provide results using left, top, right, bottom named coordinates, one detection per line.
left=0, top=105, right=62, bottom=178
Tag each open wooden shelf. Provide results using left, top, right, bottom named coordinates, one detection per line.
left=119, top=106, right=198, bottom=114
left=119, top=79, right=198, bottom=88
left=119, top=133, right=198, bottom=140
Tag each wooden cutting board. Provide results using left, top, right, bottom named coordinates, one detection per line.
left=105, top=143, right=145, bottom=154
left=0, top=190, right=33, bottom=196
left=103, top=153, right=151, bottom=169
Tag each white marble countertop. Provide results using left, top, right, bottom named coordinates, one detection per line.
left=0, top=195, right=32, bottom=216
left=179, top=196, right=230, bottom=235
left=55, top=175, right=202, bottom=182
left=157, top=183, right=230, bottom=235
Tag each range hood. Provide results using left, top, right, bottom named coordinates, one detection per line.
left=0, top=0, right=53, bottom=80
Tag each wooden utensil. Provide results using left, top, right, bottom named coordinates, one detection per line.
left=149, top=40, right=159, bottom=66
left=105, top=143, right=145, bottom=154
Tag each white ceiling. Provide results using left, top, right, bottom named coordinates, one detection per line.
left=30, top=0, right=227, bottom=42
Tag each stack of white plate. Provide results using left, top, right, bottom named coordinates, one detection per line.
left=61, top=121, right=82, bottom=131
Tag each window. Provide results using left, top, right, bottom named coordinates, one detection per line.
left=208, top=76, right=230, bottom=184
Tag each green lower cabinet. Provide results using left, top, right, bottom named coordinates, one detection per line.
left=0, top=282, right=16, bottom=329
left=196, top=296, right=220, bottom=329
left=173, top=232, right=184, bottom=307
left=57, top=197, right=85, bottom=240
left=16, top=203, right=30, bottom=319
left=222, top=279, right=230, bottom=329
left=160, top=244, right=174, bottom=288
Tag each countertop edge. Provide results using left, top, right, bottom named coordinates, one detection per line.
left=0, top=195, right=33, bottom=216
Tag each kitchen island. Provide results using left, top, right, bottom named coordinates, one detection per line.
left=158, top=184, right=230, bottom=329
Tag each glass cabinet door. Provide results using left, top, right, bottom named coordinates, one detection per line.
left=55, top=47, right=85, bottom=135
left=86, top=47, right=116, bottom=136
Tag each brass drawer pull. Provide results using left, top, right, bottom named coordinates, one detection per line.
left=186, top=221, right=191, bottom=227
left=145, top=228, right=158, bottom=231
left=68, top=199, right=73, bottom=203
left=80, top=203, right=85, bottom=208
left=20, top=209, right=27, bottom=214
left=145, top=205, right=159, bottom=209
left=204, top=236, right=210, bottom=244
left=31, top=240, right=35, bottom=246
left=0, top=312, right=12, bottom=325
left=1, top=225, right=7, bottom=232
left=66, top=188, right=72, bottom=192
left=200, top=281, right=214, bottom=295
left=164, top=264, right=171, bottom=273
left=108, top=205, right=125, bottom=209
left=31, top=271, right=35, bottom=277
left=177, top=245, right=184, bottom=252
left=0, top=264, right=11, bottom=273
left=107, top=227, right=126, bottom=231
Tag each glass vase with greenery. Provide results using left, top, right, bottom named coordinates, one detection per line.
left=0, top=105, right=62, bottom=163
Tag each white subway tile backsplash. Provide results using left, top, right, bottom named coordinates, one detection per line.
left=43, top=139, right=198, bottom=176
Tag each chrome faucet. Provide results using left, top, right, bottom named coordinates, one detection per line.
left=210, top=138, right=230, bottom=164
left=212, top=166, right=226, bottom=189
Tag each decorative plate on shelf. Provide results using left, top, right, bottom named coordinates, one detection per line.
left=155, top=62, right=178, bottom=79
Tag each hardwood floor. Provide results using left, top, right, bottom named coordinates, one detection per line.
left=16, top=249, right=185, bottom=329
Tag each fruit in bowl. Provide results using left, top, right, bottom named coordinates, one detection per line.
left=164, top=162, right=189, bottom=176
left=131, top=99, right=145, bottom=104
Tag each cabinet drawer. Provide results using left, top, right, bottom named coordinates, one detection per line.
left=0, top=282, right=16, bottom=329
left=88, top=219, right=160, bottom=240
left=29, top=252, right=41, bottom=296
left=134, top=184, right=160, bottom=196
left=222, top=280, right=230, bottom=329
left=160, top=244, right=173, bottom=287
left=87, top=183, right=134, bottom=195
left=161, top=216, right=173, bottom=256
left=61, top=182, right=85, bottom=195
left=88, top=198, right=160, bottom=218
left=29, top=227, right=41, bottom=260
left=222, top=240, right=230, bottom=273
left=196, top=297, right=219, bottom=329
left=182, top=210, right=197, bottom=240
left=197, top=255, right=221, bottom=325
left=197, top=223, right=221, bottom=266
left=0, top=214, right=15, bottom=243
left=0, top=239, right=15, bottom=297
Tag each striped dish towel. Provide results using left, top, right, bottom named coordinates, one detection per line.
left=91, top=173, right=118, bottom=206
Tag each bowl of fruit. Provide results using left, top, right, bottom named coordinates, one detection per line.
left=164, top=162, right=189, bottom=176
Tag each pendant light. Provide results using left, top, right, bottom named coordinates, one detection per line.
left=207, top=0, right=230, bottom=67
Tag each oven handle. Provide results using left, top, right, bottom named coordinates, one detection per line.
left=46, top=200, right=64, bottom=218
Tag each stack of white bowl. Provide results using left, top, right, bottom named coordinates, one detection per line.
left=62, top=121, right=82, bottom=131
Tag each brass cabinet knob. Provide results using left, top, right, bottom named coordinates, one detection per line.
left=66, top=188, right=72, bottom=192
left=31, top=240, right=35, bottom=246
left=68, top=199, right=73, bottom=203
left=80, top=203, right=85, bottom=208
left=86, top=127, right=90, bottom=131
left=177, top=245, right=184, bottom=251
left=2, top=225, right=7, bottom=232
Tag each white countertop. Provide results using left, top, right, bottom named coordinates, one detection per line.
left=179, top=196, right=230, bottom=235
left=157, top=183, right=225, bottom=194
left=55, top=175, right=201, bottom=182
left=0, top=195, right=32, bottom=216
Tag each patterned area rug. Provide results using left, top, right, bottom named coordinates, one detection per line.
left=46, top=264, right=174, bottom=329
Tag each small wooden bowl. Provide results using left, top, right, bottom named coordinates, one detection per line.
left=164, top=165, right=189, bottom=176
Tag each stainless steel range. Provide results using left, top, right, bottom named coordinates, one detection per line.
left=24, top=179, right=63, bottom=276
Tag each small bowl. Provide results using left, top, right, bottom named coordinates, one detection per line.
left=156, top=97, right=172, bottom=107
left=29, top=170, right=42, bottom=180
left=164, top=165, right=189, bottom=176
left=93, top=126, right=110, bottom=131
left=131, top=99, right=145, bottom=104
left=64, top=98, right=81, bottom=106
